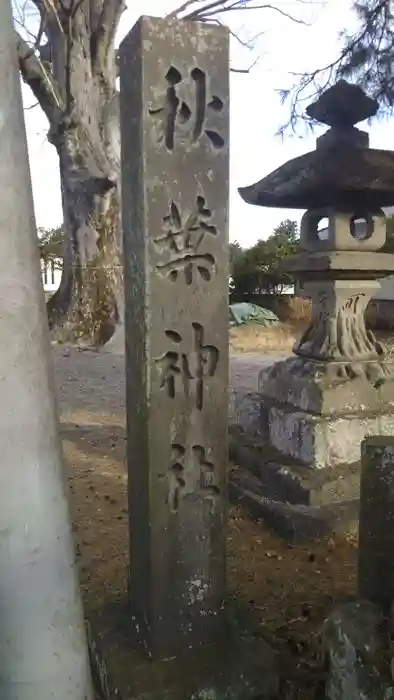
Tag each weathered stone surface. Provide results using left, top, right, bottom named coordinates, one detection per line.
left=267, top=405, right=394, bottom=468
left=238, top=148, right=394, bottom=210
left=306, top=81, right=379, bottom=129
left=87, top=605, right=279, bottom=700
left=316, top=123, right=370, bottom=150
left=236, top=80, right=394, bottom=542
left=0, top=3, right=93, bottom=697
left=258, top=357, right=394, bottom=415
left=279, top=250, right=394, bottom=277
left=323, top=601, right=394, bottom=700
left=300, top=207, right=386, bottom=252
left=231, top=391, right=267, bottom=438
left=238, top=81, right=394, bottom=211
left=228, top=468, right=359, bottom=543
left=358, top=437, right=394, bottom=609
left=294, top=279, right=383, bottom=362
left=120, top=16, right=229, bottom=658
left=229, top=431, right=361, bottom=506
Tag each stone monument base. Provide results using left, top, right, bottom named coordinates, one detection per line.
left=259, top=357, right=394, bottom=470
left=227, top=355, right=394, bottom=541
left=266, top=403, right=394, bottom=469
left=229, top=425, right=361, bottom=542
left=86, top=600, right=278, bottom=700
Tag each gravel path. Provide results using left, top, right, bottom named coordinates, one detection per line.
left=52, top=346, right=287, bottom=421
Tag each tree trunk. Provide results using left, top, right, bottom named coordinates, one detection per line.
left=17, top=0, right=124, bottom=346
left=47, top=133, right=122, bottom=345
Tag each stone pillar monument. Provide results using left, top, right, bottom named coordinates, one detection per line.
left=0, top=1, right=93, bottom=698
left=120, top=16, right=229, bottom=659
left=235, top=82, right=394, bottom=538
left=358, top=436, right=394, bottom=609
left=88, top=15, right=278, bottom=700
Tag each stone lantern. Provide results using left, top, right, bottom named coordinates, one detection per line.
left=235, top=81, right=394, bottom=533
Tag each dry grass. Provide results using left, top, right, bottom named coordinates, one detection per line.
left=229, top=322, right=394, bottom=356
left=230, top=322, right=298, bottom=354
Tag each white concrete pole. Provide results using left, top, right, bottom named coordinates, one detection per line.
left=0, top=3, right=94, bottom=699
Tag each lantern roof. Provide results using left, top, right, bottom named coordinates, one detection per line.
left=239, top=81, right=394, bottom=210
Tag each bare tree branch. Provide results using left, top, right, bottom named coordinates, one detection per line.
left=13, top=14, right=38, bottom=42
left=171, top=0, right=309, bottom=24
left=16, top=30, right=63, bottom=123
left=206, top=11, right=265, bottom=49
left=169, top=0, right=313, bottom=74
left=101, top=0, right=126, bottom=23
left=90, top=0, right=126, bottom=68
left=279, top=0, right=393, bottom=134
left=100, top=0, right=126, bottom=47
left=192, top=2, right=309, bottom=25
left=35, top=11, right=47, bottom=47
left=41, top=0, right=64, bottom=32
left=167, top=0, right=199, bottom=17
left=230, top=55, right=259, bottom=72
left=190, top=0, right=236, bottom=20
left=180, top=0, right=231, bottom=19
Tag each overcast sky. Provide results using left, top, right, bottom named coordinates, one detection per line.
left=23, top=0, right=394, bottom=247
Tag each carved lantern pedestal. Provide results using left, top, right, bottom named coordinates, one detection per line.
left=258, top=218, right=394, bottom=470
left=233, top=82, right=394, bottom=537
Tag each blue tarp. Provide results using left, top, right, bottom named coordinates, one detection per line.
left=229, top=303, right=279, bottom=327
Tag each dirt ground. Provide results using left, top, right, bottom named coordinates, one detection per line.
left=54, top=332, right=360, bottom=699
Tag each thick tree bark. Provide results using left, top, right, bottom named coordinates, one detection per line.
left=47, top=125, right=122, bottom=345
left=17, top=0, right=124, bottom=345
left=47, top=183, right=122, bottom=345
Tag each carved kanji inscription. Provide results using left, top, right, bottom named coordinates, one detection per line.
left=120, top=15, right=229, bottom=655
left=167, top=443, right=220, bottom=512
left=154, top=196, right=217, bottom=284
left=148, top=65, right=225, bottom=150
left=155, top=323, right=219, bottom=410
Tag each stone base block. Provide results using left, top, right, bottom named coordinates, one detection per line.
left=258, top=356, right=394, bottom=415
left=229, top=430, right=361, bottom=541
left=229, top=429, right=360, bottom=506
left=323, top=601, right=394, bottom=699
left=228, top=467, right=359, bottom=543
left=230, top=390, right=268, bottom=438
left=87, top=602, right=278, bottom=700
left=267, top=404, right=394, bottom=468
